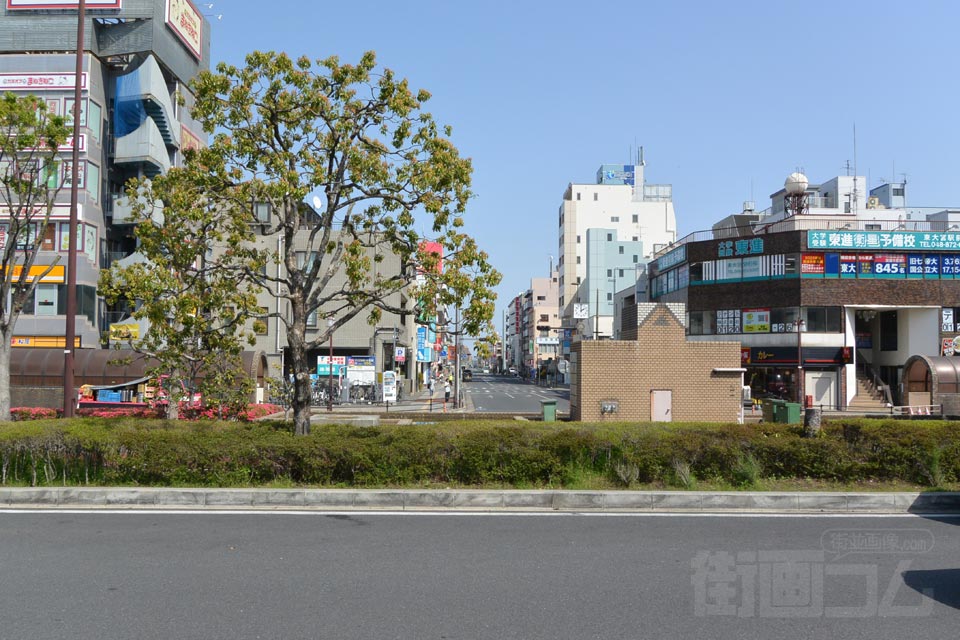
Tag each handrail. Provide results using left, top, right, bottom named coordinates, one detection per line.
left=855, top=353, right=893, bottom=407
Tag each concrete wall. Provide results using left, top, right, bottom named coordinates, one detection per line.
left=571, top=304, right=742, bottom=422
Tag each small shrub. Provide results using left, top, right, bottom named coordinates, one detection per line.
left=670, top=459, right=697, bottom=489
left=731, top=452, right=762, bottom=487
left=612, top=460, right=640, bottom=487
left=918, top=446, right=947, bottom=488
left=10, top=407, right=59, bottom=421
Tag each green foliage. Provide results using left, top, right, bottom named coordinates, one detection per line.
left=0, top=93, right=71, bottom=420
left=98, top=166, right=262, bottom=416
left=183, top=50, right=501, bottom=435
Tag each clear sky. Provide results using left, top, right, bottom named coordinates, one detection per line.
left=208, top=0, right=960, bottom=334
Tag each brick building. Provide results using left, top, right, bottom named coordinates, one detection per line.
left=570, top=303, right=742, bottom=422
left=648, top=172, right=960, bottom=410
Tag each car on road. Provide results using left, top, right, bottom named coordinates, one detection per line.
left=462, top=368, right=473, bottom=381
left=508, top=366, right=517, bottom=376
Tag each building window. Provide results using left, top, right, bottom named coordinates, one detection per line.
left=618, top=269, right=624, bottom=278
left=611, top=216, right=619, bottom=222
left=632, top=236, right=638, bottom=242
left=632, top=255, right=638, bottom=263
left=893, top=187, right=905, bottom=197
left=880, top=311, right=898, bottom=351
left=607, top=233, right=613, bottom=241
left=537, top=296, right=546, bottom=301
left=577, top=235, right=581, bottom=243
left=865, top=224, right=881, bottom=231
left=576, top=256, right=580, bottom=264
left=576, top=277, right=581, bottom=285
left=607, top=293, right=612, bottom=301
left=632, top=214, right=638, bottom=223
left=576, top=192, right=581, bottom=201
left=539, top=314, right=549, bottom=322
left=254, top=202, right=270, bottom=223
left=594, top=193, right=598, bottom=201
left=803, top=306, right=842, bottom=332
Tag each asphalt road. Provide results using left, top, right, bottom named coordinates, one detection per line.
left=465, top=373, right=570, bottom=414
left=1, top=511, right=957, bottom=639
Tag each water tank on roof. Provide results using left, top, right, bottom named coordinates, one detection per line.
left=785, top=172, right=808, bottom=195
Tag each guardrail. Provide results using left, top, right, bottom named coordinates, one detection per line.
left=891, top=405, right=943, bottom=416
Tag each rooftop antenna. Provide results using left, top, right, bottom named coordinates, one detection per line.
left=852, top=123, right=859, bottom=214
left=639, top=145, right=645, bottom=166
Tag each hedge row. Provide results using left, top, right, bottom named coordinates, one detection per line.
left=0, top=418, right=957, bottom=488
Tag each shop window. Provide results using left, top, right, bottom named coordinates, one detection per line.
left=770, top=307, right=800, bottom=333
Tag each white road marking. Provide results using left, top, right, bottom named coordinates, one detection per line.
left=0, top=509, right=952, bottom=519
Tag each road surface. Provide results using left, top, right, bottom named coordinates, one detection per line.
left=465, top=372, right=570, bottom=414
left=1, top=510, right=956, bottom=639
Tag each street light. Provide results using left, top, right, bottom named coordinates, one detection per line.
left=327, top=317, right=335, bottom=412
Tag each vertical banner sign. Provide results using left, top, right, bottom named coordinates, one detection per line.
left=943, top=308, right=955, bottom=333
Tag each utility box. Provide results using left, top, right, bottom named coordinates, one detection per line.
left=541, top=399, right=557, bottom=423
left=783, top=402, right=803, bottom=424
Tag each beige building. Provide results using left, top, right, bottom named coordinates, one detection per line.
left=570, top=303, right=743, bottom=422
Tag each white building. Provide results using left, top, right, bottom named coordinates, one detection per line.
left=557, top=158, right=677, bottom=331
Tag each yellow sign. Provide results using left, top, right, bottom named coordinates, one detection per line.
left=109, top=323, right=140, bottom=341
left=6, top=265, right=66, bottom=284
left=11, top=335, right=80, bottom=348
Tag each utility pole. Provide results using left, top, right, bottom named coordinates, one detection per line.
left=63, top=0, right=85, bottom=417
left=454, top=305, right=460, bottom=408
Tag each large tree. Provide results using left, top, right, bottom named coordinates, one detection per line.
left=0, top=93, right=69, bottom=420
left=182, top=50, right=500, bottom=434
left=98, top=166, right=265, bottom=419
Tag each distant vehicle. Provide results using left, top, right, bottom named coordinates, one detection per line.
left=482, top=368, right=490, bottom=374
left=462, top=369, right=473, bottom=381
left=508, top=366, right=517, bottom=376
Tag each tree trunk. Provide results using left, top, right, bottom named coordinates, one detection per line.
left=289, top=339, right=312, bottom=436
left=0, top=336, right=10, bottom=421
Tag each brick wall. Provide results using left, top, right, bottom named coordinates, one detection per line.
left=572, top=304, right=742, bottom=422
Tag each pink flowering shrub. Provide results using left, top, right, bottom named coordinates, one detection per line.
left=10, top=407, right=60, bottom=421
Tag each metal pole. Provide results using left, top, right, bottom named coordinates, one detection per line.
left=797, top=317, right=805, bottom=405
left=63, top=0, right=85, bottom=417
left=454, top=305, right=460, bottom=408
left=594, top=286, right=599, bottom=339
left=327, top=319, right=334, bottom=412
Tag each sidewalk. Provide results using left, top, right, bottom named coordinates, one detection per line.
left=1, top=487, right=958, bottom=514
left=303, top=382, right=474, bottom=419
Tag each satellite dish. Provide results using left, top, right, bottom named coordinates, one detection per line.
left=311, top=196, right=323, bottom=210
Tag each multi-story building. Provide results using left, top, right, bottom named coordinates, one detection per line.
left=504, top=273, right=561, bottom=378
left=0, top=0, right=210, bottom=351
left=648, top=171, right=960, bottom=410
left=557, top=158, right=677, bottom=337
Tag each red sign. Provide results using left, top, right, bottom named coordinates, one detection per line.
left=801, top=253, right=825, bottom=274
left=741, top=348, right=751, bottom=364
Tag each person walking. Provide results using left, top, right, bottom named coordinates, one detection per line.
left=444, top=381, right=451, bottom=404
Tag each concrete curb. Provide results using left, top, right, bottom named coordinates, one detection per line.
left=0, top=488, right=958, bottom=513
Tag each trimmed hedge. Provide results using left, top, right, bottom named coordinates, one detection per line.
left=0, top=418, right=957, bottom=488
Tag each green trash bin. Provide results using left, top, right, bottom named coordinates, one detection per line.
left=770, top=399, right=786, bottom=423
left=783, top=402, right=803, bottom=424
left=541, top=399, right=557, bottom=422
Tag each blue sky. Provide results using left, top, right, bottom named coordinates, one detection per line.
left=209, top=0, right=960, bottom=333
